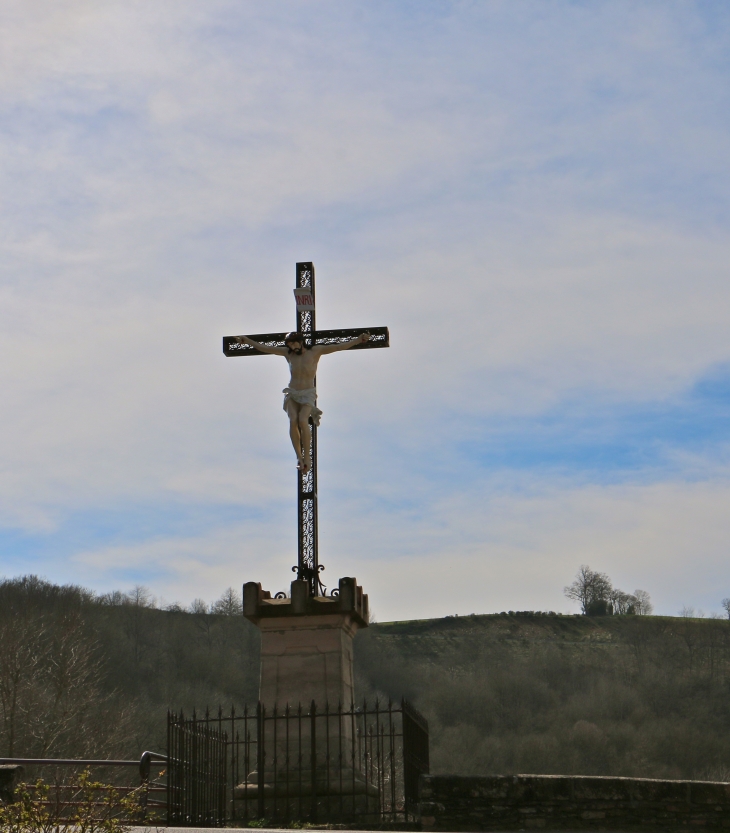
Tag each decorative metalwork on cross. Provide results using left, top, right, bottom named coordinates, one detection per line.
left=223, top=262, right=389, bottom=597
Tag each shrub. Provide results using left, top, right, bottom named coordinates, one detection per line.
left=0, top=770, right=146, bottom=833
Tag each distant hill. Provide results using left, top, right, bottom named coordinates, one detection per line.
left=356, top=612, right=730, bottom=781
left=2, top=577, right=729, bottom=781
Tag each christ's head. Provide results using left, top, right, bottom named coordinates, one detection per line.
left=285, top=332, right=305, bottom=354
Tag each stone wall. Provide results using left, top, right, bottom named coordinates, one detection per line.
left=420, top=774, right=730, bottom=830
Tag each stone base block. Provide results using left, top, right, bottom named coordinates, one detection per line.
left=243, top=576, right=368, bottom=708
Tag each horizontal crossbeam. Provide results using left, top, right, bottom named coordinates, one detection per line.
left=223, top=326, right=389, bottom=357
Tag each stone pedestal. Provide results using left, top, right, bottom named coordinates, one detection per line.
left=243, top=576, right=369, bottom=708
left=239, top=576, right=374, bottom=817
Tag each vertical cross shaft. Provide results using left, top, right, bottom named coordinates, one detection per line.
left=295, top=262, right=320, bottom=595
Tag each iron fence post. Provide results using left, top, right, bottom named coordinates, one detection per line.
left=310, top=700, right=317, bottom=822
left=257, top=702, right=265, bottom=819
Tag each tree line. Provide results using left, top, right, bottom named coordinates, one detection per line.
left=3, top=573, right=730, bottom=782
left=0, top=576, right=258, bottom=760
left=564, top=565, right=653, bottom=616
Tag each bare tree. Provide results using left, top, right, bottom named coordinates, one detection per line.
left=96, top=589, right=126, bottom=606
left=633, top=589, right=653, bottom=615
left=122, top=585, right=156, bottom=666
left=721, top=598, right=730, bottom=620
left=126, top=585, right=156, bottom=608
left=609, top=589, right=637, bottom=615
left=564, top=566, right=613, bottom=615
left=211, top=587, right=243, bottom=616
left=189, top=598, right=209, bottom=615
left=0, top=607, right=118, bottom=758
left=26, top=612, right=107, bottom=756
left=189, top=599, right=217, bottom=648
left=0, top=610, right=45, bottom=756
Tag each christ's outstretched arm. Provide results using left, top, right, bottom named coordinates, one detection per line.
left=236, top=335, right=288, bottom=355
left=315, top=332, right=370, bottom=355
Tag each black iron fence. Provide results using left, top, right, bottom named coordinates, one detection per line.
left=167, top=711, right=227, bottom=826
left=167, top=699, right=429, bottom=827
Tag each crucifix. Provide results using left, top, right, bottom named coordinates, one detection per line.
left=223, top=262, right=389, bottom=597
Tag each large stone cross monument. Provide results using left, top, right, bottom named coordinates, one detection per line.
left=223, top=262, right=388, bottom=708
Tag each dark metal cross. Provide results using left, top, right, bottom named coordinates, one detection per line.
left=223, top=262, right=389, bottom=596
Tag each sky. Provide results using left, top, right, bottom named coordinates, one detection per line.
left=1, top=0, right=730, bottom=620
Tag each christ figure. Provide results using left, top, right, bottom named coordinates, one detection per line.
left=235, top=330, right=370, bottom=474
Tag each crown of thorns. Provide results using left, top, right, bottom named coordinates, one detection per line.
left=284, top=332, right=303, bottom=344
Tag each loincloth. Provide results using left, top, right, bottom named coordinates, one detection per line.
left=283, top=387, right=322, bottom=427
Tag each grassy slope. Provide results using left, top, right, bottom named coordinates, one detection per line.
left=356, top=613, right=730, bottom=780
